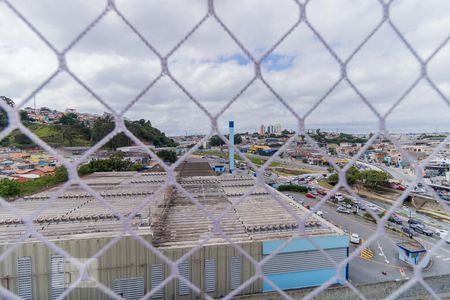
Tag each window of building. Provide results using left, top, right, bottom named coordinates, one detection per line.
left=50, top=255, right=65, bottom=300
left=230, top=256, right=242, bottom=290
left=178, top=261, right=190, bottom=296
left=17, top=256, right=32, bottom=300
left=151, top=264, right=163, bottom=298
left=112, top=277, right=144, bottom=299
left=204, top=258, right=216, bottom=293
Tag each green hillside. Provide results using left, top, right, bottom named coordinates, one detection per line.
left=0, top=118, right=176, bottom=149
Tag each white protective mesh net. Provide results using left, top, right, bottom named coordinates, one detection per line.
left=0, top=0, right=449, bottom=299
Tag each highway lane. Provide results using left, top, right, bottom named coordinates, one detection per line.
left=282, top=191, right=450, bottom=286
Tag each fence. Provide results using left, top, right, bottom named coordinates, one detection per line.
left=0, top=0, right=449, bottom=299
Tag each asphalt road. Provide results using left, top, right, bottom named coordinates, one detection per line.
left=282, top=191, right=450, bottom=286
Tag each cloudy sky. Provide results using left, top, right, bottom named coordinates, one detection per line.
left=0, top=0, right=449, bottom=136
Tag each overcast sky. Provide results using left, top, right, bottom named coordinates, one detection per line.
left=1, top=0, right=449, bottom=136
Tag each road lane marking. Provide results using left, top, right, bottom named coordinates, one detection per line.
left=377, top=241, right=390, bottom=264
left=435, top=255, right=444, bottom=259
left=442, top=257, right=450, bottom=261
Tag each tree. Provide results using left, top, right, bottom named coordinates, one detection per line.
left=78, top=164, right=93, bottom=176
left=0, top=179, right=21, bottom=198
left=209, top=135, right=225, bottom=147
left=54, top=166, right=68, bottom=183
left=327, top=166, right=360, bottom=186
left=61, top=126, right=76, bottom=146
left=157, top=150, right=177, bottom=163
left=346, top=166, right=361, bottom=185
left=91, top=115, right=176, bottom=150
left=14, top=133, right=34, bottom=146
left=234, top=134, right=242, bottom=144
left=20, top=111, right=33, bottom=122
left=58, top=113, right=79, bottom=125
left=359, top=170, right=389, bottom=189
left=0, top=96, right=14, bottom=129
left=131, top=163, right=144, bottom=171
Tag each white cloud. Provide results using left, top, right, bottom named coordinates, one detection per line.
left=0, top=0, right=449, bottom=135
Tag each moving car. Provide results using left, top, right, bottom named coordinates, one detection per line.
left=402, top=227, right=418, bottom=237
left=336, top=206, right=351, bottom=214
left=350, top=233, right=360, bottom=244
left=411, top=224, right=433, bottom=236
left=367, top=204, right=379, bottom=212
left=408, top=219, right=423, bottom=226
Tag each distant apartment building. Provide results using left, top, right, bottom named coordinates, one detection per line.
left=265, top=124, right=282, bottom=135
left=274, top=123, right=282, bottom=134
left=259, top=124, right=266, bottom=136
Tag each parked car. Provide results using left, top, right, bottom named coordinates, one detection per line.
left=305, top=193, right=316, bottom=199
left=304, top=204, right=311, bottom=210
left=396, top=185, right=406, bottom=191
left=316, top=211, right=324, bottom=217
left=337, top=207, right=351, bottom=214
left=388, top=215, right=403, bottom=225
left=402, top=227, right=418, bottom=237
left=311, top=190, right=319, bottom=196
left=367, top=204, right=379, bottom=212
left=436, top=229, right=449, bottom=238
left=317, top=188, right=327, bottom=195
left=350, top=233, right=361, bottom=244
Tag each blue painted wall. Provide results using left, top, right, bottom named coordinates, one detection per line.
left=262, top=235, right=349, bottom=292
left=263, top=267, right=346, bottom=292
left=263, top=235, right=349, bottom=255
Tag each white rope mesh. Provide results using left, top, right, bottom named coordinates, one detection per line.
left=0, top=0, right=449, bottom=299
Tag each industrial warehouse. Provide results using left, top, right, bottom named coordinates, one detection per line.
left=0, top=160, right=349, bottom=299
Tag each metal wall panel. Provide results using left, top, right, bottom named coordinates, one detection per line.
left=112, top=277, right=144, bottom=300
left=230, top=256, right=241, bottom=290
left=150, top=264, right=163, bottom=298
left=204, top=258, right=216, bottom=293
left=17, top=256, right=32, bottom=300
left=50, top=255, right=65, bottom=300
left=178, top=261, right=190, bottom=296
left=263, top=248, right=347, bottom=275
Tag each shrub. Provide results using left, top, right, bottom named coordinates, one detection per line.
left=278, top=185, right=308, bottom=193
